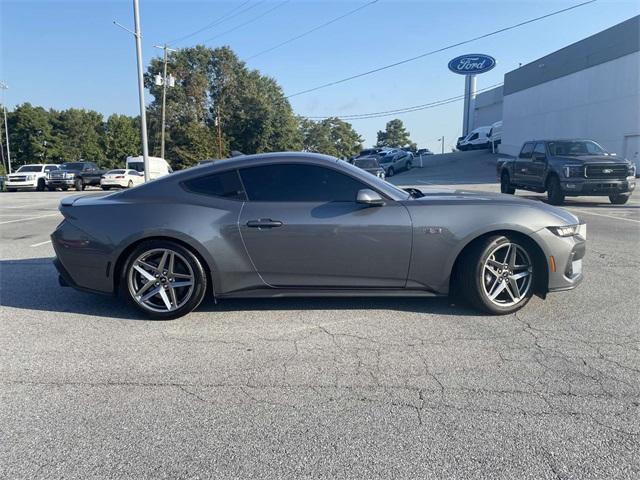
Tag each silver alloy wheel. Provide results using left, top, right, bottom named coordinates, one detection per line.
left=127, top=248, right=195, bottom=313
left=481, top=242, right=533, bottom=307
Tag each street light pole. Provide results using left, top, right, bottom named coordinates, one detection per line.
left=0, top=82, right=11, bottom=174
left=153, top=44, right=176, bottom=160
left=132, top=0, right=150, bottom=181
left=438, top=136, right=445, bottom=154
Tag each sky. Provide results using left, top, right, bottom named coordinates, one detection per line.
left=1, top=0, right=639, bottom=153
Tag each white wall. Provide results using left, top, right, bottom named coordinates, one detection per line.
left=472, top=86, right=503, bottom=131
left=501, top=52, right=640, bottom=157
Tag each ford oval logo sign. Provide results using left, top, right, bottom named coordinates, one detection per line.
left=448, top=54, right=496, bottom=75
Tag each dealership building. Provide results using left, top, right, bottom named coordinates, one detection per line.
left=471, top=15, right=639, bottom=164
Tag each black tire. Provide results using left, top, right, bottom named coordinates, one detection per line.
left=74, top=178, right=84, bottom=191
left=47, top=186, right=56, bottom=191
left=61, top=186, right=69, bottom=191
left=406, top=161, right=412, bottom=171
left=387, top=167, right=395, bottom=177
left=36, top=179, right=46, bottom=191
left=101, top=186, right=110, bottom=191
left=500, top=171, right=515, bottom=194
left=6, top=188, right=16, bottom=192
left=609, top=194, right=630, bottom=205
left=120, top=240, right=208, bottom=320
left=546, top=175, right=565, bottom=205
left=127, top=180, right=133, bottom=188
left=459, top=235, right=535, bottom=315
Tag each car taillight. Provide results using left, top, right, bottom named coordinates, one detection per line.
left=115, top=176, right=124, bottom=179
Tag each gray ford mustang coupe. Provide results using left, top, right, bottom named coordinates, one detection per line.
left=52, top=152, right=585, bottom=320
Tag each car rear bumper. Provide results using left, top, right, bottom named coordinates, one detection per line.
left=100, top=180, right=127, bottom=187
left=562, top=177, right=635, bottom=196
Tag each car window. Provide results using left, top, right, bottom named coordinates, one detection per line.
left=16, top=165, right=43, bottom=172
left=469, top=133, right=479, bottom=141
left=239, top=163, right=367, bottom=202
left=44, top=165, right=57, bottom=172
left=533, top=143, right=546, bottom=157
left=519, top=143, right=534, bottom=159
left=183, top=170, right=246, bottom=201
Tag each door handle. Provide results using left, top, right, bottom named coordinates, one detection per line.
left=246, top=219, right=283, bottom=229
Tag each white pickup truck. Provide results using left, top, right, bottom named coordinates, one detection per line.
left=5, top=164, right=60, bottom=192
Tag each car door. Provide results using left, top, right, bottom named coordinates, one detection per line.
left=237, top=162, right=413, bottom=288
left=514, top=143, right=534, bottom=183
left=529, top=143, right=548, bottom=185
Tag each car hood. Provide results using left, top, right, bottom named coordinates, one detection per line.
left=554, top=155, right=627, bottom=164
left=361, top=167, right=383, bottom=173
left=404, top=187, right=580, bottom=225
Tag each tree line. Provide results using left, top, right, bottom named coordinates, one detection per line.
left=1, top=46, right=416, bottom=173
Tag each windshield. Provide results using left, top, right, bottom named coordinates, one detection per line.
left=16, top=165, right=42, bottom=173
left=128, top=162, right=144, bottom=172
left=548, top=140, right=607, bottom=156
left=60, top=163, right=84, bottom=171
left=355, top=158, right=379, bottom=169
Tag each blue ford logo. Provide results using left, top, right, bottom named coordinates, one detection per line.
left=448, top=54, right=496, bottom=75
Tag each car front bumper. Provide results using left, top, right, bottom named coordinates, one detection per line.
left=6, top=180, right=38, bottom=189
left=531, top=224, right=586, bottom=293
left=47, top=178, right=76, bottom=187
left=561, top=177, right=635, bottom=196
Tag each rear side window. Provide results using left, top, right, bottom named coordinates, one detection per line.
left=183, top=170, right=246, bottom=201
left=533, top=143, right=546, bottom=156
left=520, top=143, right=534, bottom=158
left=239, top=163, right=366, bottom=202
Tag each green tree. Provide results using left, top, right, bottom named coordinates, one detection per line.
left=50, top=108, right=106, bottom=164
left=104, top=114, right=141, bottom=168
left=299, top=117, right=363, bottom=158
left=145, top=45, right=301, bottom=168
left=6, top=103, right=53, bottom=167
left=376, top=119, right=416, bottom=150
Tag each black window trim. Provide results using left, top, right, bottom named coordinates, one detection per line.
left=519, top=142, right=535, bottom=159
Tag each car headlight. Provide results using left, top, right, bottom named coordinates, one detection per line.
left=547, top=225, right=580, bottom=237
left=629, top=164, right=636, bottom=177
left=26, top=174, right=36, bottom=180
left=563, top=165, right=584, bottom=178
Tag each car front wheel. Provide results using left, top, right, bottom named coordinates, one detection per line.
left=546, top=175, right=565, bottom=205
left=122, top=240, right=208, bottom=320
left=609, top=194, right=630, bottom=205
left=460, top=235, right=535, bottom=314
left=500, top=172, right=515, bottom=194
left=387, top=167, right=394, bottom=177
left=75, top=179, right=84, bottom=191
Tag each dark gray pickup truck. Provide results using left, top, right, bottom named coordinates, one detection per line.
left=498, top=139, right=636, bottom=205
left=46, top=161, right=107, bottom=191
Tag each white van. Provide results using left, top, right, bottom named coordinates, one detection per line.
left=458, top=126, right=491, bottom=151
left=125, top=156, right=173, bottom=180
left=488, top=121, right=502, bottom=151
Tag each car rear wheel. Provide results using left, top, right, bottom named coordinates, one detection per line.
left=500, top=172, right=515, bottom=194
left=36, top=179, right=46, bottom=191
left=74, top=179, right=84, bottom=191
left=609, top=194, right=630, bottom=205
left=101, top=186, right=110, bottom=191
left=387, top=167, right=395, bottom=177
left=127, top=180, right=134, bottom=188
left=460, top=235, right=535, bottom=315
left=122, top=240, right=207, bottom=320
left=546, top=175, right=565, bottom=205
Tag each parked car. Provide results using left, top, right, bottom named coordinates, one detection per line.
left=376, top=149, right=413, bottom=177
left=126, top=156, right=172, bottom=179
left=100, top=169, right=145, bottom=190
left=499, top=139, right=636, bottom=205
left=488, top=121, right=502, bottom=150
left=458, top=126, right=492, bottom=150
left=53, top=152, right=585, bottom=320
left=354, top=157, right=385, bottom=179
left=357, top=147, right=386, bottom=158
left=5, top=163, right=59, bottom=191
left=416, top=148, right=434, bottom=156
left=47, top=161, right=106, bottom=191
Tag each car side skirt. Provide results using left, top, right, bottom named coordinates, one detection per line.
left=218, top=288, right=442, bottom=299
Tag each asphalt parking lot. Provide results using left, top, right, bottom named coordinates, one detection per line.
left=1, top=153, right=639, bottom=479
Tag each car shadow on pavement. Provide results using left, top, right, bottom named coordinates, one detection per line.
left=0, top=258, right=479, bottom=320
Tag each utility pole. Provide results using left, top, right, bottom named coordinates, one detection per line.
left=0, top=82, right=11, bottom=174
left=216, top=106, right=223, bottom=159
left=115, top=1, right=150, bottom=181
left=438, top=136, right=445, bottom=154
left=153, top=44, right=176, bottom=160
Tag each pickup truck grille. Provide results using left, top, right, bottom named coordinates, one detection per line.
left=9, top=176, right=28, bottom=182
left=585, top=164, right=628, bottom=179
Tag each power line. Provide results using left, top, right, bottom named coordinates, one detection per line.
left=246, top=0, right=379, bottom=60
left=203, top=1, right=290, bottom=43
left=305, top=83, right=503, bottom=121
left=286, top=0, right=596, bottom=98
left=167, top=0, right=255, bottom=45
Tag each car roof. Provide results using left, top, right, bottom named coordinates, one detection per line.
left=524, top=139, right=596, bottom=143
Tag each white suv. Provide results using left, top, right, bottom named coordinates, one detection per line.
left=5, top=164, right=60, bottom=192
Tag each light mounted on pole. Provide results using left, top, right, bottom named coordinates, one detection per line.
left=153, top=44, right=177, bottom=161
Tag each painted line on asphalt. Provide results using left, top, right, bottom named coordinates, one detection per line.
left=0, top=213, right=60, bottom=225
left=30, top=240, right=52, bottom=247
left=566, top=208, right=640, bottom=224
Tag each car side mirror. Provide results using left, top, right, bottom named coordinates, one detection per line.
left=356, top=189, right=384, bottom=206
